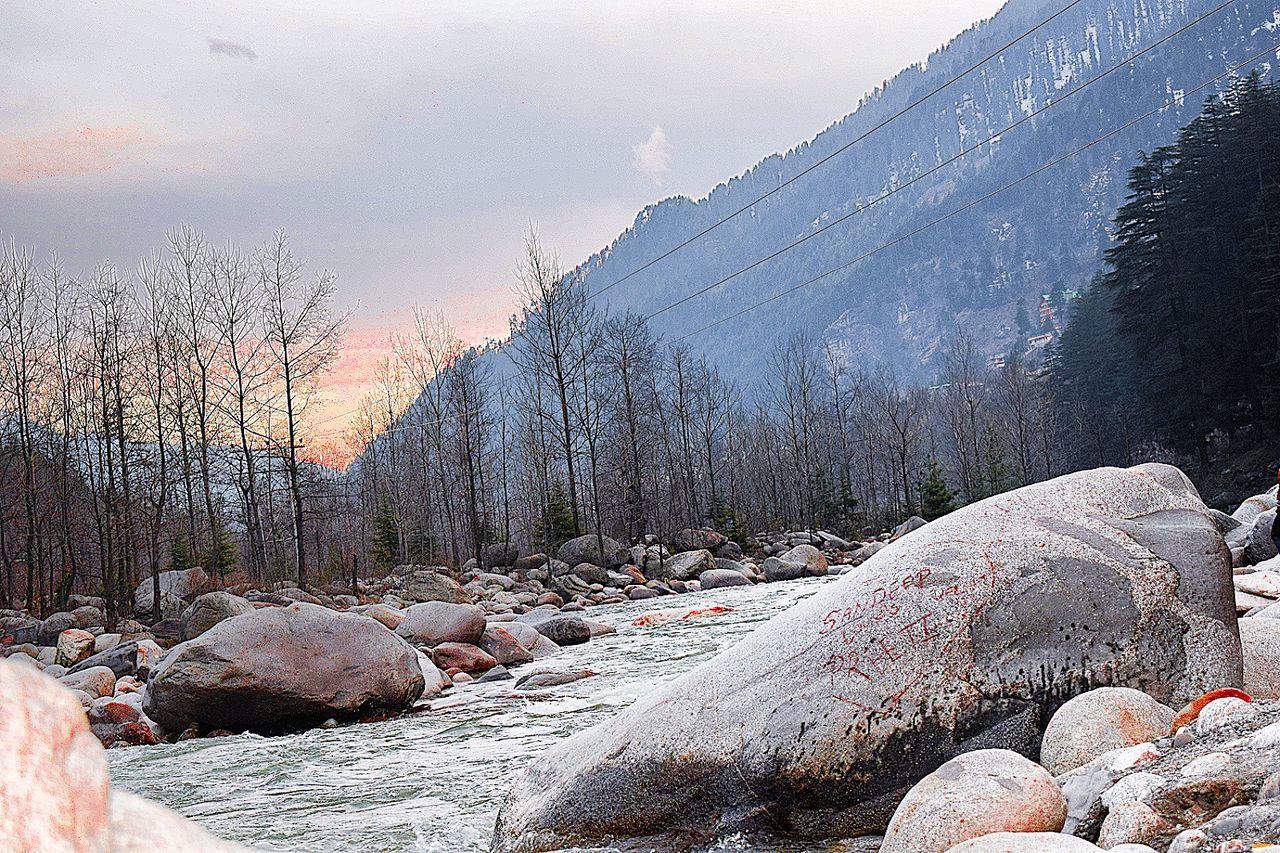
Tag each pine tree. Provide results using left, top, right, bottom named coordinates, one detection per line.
left=370, top=500, right=401, bottom=570
left=919, top=460, right=957, bottom=521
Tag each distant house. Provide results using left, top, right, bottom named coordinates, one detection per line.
left=1028, top=331, right=1054, bottom=349
left=1038, top=294, right=1057, bottom=328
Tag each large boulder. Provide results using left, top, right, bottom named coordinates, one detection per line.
left=1239, top=618, right=1280, bottom=699
left=762, top=544, right=828, bottom=582
left=672, top=528, right=726, bottom=553
left=483, top=541, right=522, bottom=568
left=0, top=658, right=111, bottom=851
left=1231, top=493, right=1276, bottom=526
left=133, top=567, right=211, bottom=613
left=180, top=591, right=254, bottom=641
left=400, top=568, right=471, bottom=604
left=68, top=640, right=140, bottom=678
left=493, top=464, right=1241, bottom=851
left=518, top=612, right=592, bottom=647
left=56, top=628, right=96, bottom=666
left=71, top=604, right=106, bottom=629
left=396, top=601, right=486, bottom=646
left=431, top=642, right=496, bottom=674
left=699, top=568, right=753, bottom=589
left=502, top=622, right=562, bottom=659
left=880, top=749, right=1066, bottom=853
left=1244, top=509, right=1278, bottom=565
left=480, top=625, right=535, bottom=666
left=37, top=611, right=78, bottom=645
left=557, top=533, right=627, bottom=569
left=145, top=602, right=425, bottom=733
left=1040, top=687, right=1175, bottom=775
left=655, top=549, right=716, bottom=581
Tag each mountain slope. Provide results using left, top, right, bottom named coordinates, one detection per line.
left=577, top=0, right=1280, bottom=382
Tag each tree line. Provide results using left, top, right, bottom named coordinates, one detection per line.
left=0, top=228, right=345, bottom=619
left=1050, top=72, right=1280, bottom=467
left=347, top=233, right=1060, bottom=575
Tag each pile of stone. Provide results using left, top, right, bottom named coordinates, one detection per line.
left=1223, top=484, right=1280, bottom=704
left=752, top=516, right=926, bottom=573
left=1, top=557, right=621, bottom=746
left=455, top=525, right=882, bottom=613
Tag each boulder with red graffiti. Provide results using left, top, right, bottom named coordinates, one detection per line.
left=493, top=463, right=1241, bottom=852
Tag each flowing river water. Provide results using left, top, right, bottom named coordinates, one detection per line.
left=107, top=577, right=843, bottom=852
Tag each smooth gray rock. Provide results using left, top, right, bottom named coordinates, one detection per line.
left=889, top=515, right=928, bottom=542
left=134, top=568, right=211, bottom=613
left=515, top=669, right=595, bottom=690
left=396, top=601, right=486, bottom=646
left=483, top=542, right=522, bottom=568
left=1245, top=509, right=1278, bottom=564
left=67, top=640, right=140, bottom=678
left=37, top=612, right=77, bottom=646
left=180, top=592, right=254, bottom=641
left=146, top=602, right=424, bottom=733
left=502, top=622, right=562, bottom=659
left=401, top=569, right=472, bottom=604
left=699, top=568, right=753, bottom=589
left=651, top=549, right=715, bottom=581
left=557, top=534, right=627, bottom=569
left=517, top=612, right=592, bottom=647
left=492, top=464, right=1241, bottom=851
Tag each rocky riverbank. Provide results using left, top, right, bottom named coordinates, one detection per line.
left=0, top=521, right=894, bottom=747
left=3, top=463, right=1280, bottom=851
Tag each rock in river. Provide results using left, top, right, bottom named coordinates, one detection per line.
left=145, top=602, right=425, bottom=734
left=396, top=601, right=486, bottom=646
left=492, top=464, right=1241, bottom=851
left=880, top=748, right=1066, bottom=853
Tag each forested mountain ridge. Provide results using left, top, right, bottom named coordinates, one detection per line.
left=574, top=0, right=1280, bottom=383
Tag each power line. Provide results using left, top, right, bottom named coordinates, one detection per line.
left=642, top=0, right=1239, bottom=323
left=587, top=0, right=1092, bottom=301
left=672, top=39, right=1280, bottom=342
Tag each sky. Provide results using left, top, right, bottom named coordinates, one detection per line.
left=1, top=0, right=1006, bottom=449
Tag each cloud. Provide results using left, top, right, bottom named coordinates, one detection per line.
left=631, top=126, right=672, bottom=186
left=0, top=125, right=156, bottom=183
left=208, top=38, right=257, bottom=60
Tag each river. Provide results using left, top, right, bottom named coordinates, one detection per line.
left=107, top=577, right=839, bottom=852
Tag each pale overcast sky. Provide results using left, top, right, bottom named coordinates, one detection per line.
left=2, top=0, right=1005, bottom=422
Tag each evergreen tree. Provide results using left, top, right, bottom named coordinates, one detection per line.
left=919, top=460, right=957, bottom=521
left=370, top=500, right=401, bottom=570
left=1054, top=76, right=1280, bottom=461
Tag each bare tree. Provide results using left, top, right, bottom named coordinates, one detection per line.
left=259, top=232, right=347, bottom=584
